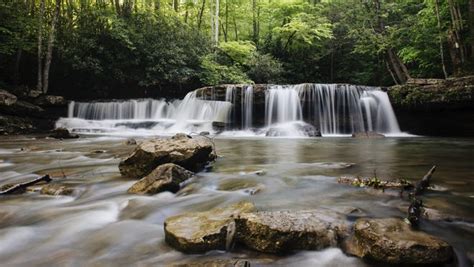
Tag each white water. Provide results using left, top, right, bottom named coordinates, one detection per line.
left=58, top=84, right=404, bottom=137
left=58, top=92, right=232, bottom=135
left=241, top=86, right=253, bottom=129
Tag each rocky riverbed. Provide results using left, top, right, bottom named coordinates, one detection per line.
left=0, top=135, right=472, bottom=266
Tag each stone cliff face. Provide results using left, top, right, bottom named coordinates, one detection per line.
left=387, top=76, right=474, bottom=137
left=0, top=90, right=67, bottom=135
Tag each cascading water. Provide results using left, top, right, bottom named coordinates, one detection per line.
left=296, top=84, right=401, bottom=135
left=241, top=86, right=253, bottom=129
left=58, top=92, right=232, bottom=135
left=57, top=83, right=403, bottom=137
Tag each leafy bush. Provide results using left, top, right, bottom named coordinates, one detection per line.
left=198, top=54, right=252, bottom=85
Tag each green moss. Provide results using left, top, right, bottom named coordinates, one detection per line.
left=388, top=81, right=474, bottom=107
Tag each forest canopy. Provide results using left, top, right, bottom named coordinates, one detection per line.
left=0, top=0, right=473, bottom=99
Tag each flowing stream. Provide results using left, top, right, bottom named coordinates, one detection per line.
left=0, top=135, right=473, bottom=266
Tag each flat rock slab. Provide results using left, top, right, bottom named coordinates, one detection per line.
left=164, top=201, right=255, bottom=253
left=127, top=163, right=194, bottom=195
left=235, top=210, right=349, bottom=254
left=344, top=218, right=453, bottom=265
left=119, top=133, right=216, bottom=178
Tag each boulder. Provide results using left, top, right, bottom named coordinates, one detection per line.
left=235, top=210, right=349, bottom=254
left=0, top=90, right=17, bottom=106
left=49, top=128, right=79, bottom=139
left=34, top=95, right=66, bottom=107
left=344, top=218, right=453, bottom=265
left=125, top=138, right=137, bottom=145
left=164, top=201, right=256, bottom=253
left=40, top=184, right=74, bottom=196
left=119, top=133, right=216, bottom=178
left=0, top=115, right=34, bottom=134
left=127, top=163, right=194, bottom=195
left=351, top=131, right=385, bottom=138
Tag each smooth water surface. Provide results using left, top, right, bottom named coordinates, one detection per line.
left=0, top=135, right=473, bottom=266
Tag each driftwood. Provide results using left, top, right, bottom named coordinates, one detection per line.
left=0, top=175, right=52, bottom=195
left=414, top=165, right=436, bottom=195
left=337, top=176, right=414, bottom=191
left=337, top=166, right=438, bottom=228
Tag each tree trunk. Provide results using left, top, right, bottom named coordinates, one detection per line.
left=214, top=0, right=219, bottom=45
left=374, top=0, right=410, bottom=84
left=470, top=0, right=474, bottom=60
left=42, top=0, right=61, bottom=94
left=37, top=0, right=45, bottom=92
left=435, top=0, right=448, bottom=79
left=114, top=0, right=121, bottom=15
left=198, top=0, right=206, bottom=29
left=233, top=15, right=238, bottom=40
left=252, top=0, right=259, bottom=45
left=173, top=0, right=179, bottom=12
left=224, top=0, right=228, bottom=42
left=447, top=0, right=466, bottom=75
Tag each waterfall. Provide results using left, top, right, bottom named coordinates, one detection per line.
left=58, top=83, right=402, bottom=136
left=296, top=84, right=401, bottom=134
left=265, top=85, right=303, bottom=125
left=59, top=91, right=232, bottom=134
left=241, top=86, right=253, bottom=129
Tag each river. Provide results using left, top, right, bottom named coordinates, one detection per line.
left=0, top=135, right=473, bottom=266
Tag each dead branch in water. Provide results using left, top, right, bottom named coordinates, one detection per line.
left=414, top=165, right=436, bottom=196
left=337, top=176, right=414, bottom=191
left=0, top=175, right=52, bottom=195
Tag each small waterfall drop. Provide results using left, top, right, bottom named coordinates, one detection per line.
left=59, top=91, right=232, bottom=135
left=241, top=86, right=253, bottom=129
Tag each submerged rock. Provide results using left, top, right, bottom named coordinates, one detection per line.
left=164, top=201, right=255, bottom=253
left=235, top=210, right=349, bottom=254
left=125, top=138, right=137, bottom=145
left=40, top=184, right=74, bottom=196
left=344, top=218, right=453, bottom=265
left=49, top=128, right=79, bottom=139
left=127, top=163, right=194, bottom=195
left=119, top=133, right=216, bottom=178
left=218, top=178, right=265, bottom=195
left=351, top=131, right=385, bottom=138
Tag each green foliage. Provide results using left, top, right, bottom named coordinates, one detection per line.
left=218, top=41, right=256, bottom=65
left=199, top=54, right=251, bottom=85
left=246, top=53, right=283, bottom=83
left=0, top=0, right=473, bottom=97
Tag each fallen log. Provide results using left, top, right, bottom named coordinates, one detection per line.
left=337, top=176, right=414, bottom=191
left=0, top=175, right=52, bottom=195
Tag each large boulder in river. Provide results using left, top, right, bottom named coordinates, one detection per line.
left=235, top=210, right=349, bottom=254
left=164, top=201, right=255, bottom=253
left=0, top=90, right=17, bottom=106
left=119, top=133, right=216, bottom=178
left=344, top=218, right=453, bottom=265
left=49, top=127, right=79, bottom=139
left=127, top=163, right=194, bottom=195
